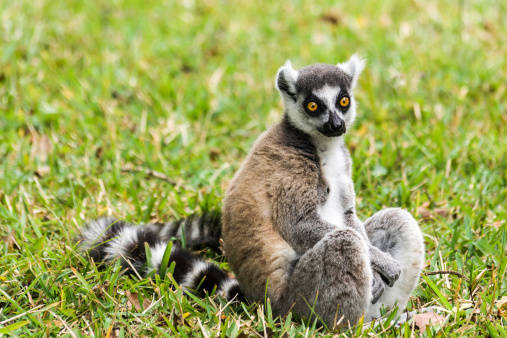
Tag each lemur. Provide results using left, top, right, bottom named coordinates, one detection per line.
left=79, top=55, right=425, bottom=328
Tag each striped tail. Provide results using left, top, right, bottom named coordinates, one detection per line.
left=78, top=214, right=243, bottom=301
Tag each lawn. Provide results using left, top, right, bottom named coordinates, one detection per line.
left=0, top=0, right=505, bottom=336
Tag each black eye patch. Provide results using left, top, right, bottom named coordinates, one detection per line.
left=303, top=95, right=326, bottom=117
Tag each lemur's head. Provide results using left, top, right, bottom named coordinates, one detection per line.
left=276, top=54, right=365, bottom=138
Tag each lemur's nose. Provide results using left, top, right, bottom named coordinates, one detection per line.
left=328, top=112, right=345, bottom=133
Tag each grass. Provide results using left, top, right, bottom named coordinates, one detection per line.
left=0, top=0, right=505, bottom=336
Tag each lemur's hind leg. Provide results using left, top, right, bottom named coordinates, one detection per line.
left=364, top=208, right=425, bottom=320
left=277, top=229, right=372, bottom=328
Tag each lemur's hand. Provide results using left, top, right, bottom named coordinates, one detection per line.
left=369, top=245, right=401, bottom=287
left=371, top=271, right=385, bottom=304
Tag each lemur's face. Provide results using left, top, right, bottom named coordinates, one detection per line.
left=276, top=55, right=364, bottom=138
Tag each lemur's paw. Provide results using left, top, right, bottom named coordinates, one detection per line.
left=370, top=246, right=402, bottom=287
left=371, top=272, right=385, bottom=304
left=378, top=259, right=401, bottom=287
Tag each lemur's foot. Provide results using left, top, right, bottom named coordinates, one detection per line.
left=371, top=271, right=385, bottom=304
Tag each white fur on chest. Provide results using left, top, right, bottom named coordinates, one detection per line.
left=317, top=142, right=349, bottom=229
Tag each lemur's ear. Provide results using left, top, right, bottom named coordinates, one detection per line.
left=276, top=60, right=298, bottom=100
left=337, top=54, right=365, bottom=90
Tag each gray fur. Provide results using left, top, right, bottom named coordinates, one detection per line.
left=344, top=210, right=402, bottom=290
left=371, top=272, right=386, bottom=304
left=364, top=208, right=424, bottom=320
left=222, top=55, right=424, bottom=328
left=282, top=229, right=371, bottom=327
left=295, top=63, right=352, bottom=96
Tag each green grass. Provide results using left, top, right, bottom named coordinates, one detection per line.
left=0, top=0, right=505, bottom=336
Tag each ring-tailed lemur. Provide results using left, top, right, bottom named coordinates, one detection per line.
left=78, top=55, right=424, bottom=328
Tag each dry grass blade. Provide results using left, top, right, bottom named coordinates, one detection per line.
left=424, top=270, right=469, bottom=281
left=121, top=165, right=177, bottom=185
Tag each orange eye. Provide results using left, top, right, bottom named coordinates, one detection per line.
left=339, top=96, right=350, bottom=107
left=307, top=102, right=318, bottom=111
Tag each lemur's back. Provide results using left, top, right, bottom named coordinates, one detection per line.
left=222, top=118, right=326, bottom=303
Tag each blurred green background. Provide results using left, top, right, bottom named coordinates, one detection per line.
left=0, top=0, right=505, bottom=336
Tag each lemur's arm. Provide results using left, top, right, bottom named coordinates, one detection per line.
left=342, top=179, right=401, bottom=289
left=272, top=171, right=401, bottom=289
left=281, top=213, right=337, bottom=255
left=272, top=177, right=336, bottom=255
left=277, top=199, right=400, bottom=290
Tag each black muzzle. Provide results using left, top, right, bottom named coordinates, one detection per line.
left=320, top=113, right=346, bottom=137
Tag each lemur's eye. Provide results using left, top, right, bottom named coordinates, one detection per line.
left=307, top=102, right=318, bottom=112
left=339, top=96, right=350, bottom=108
